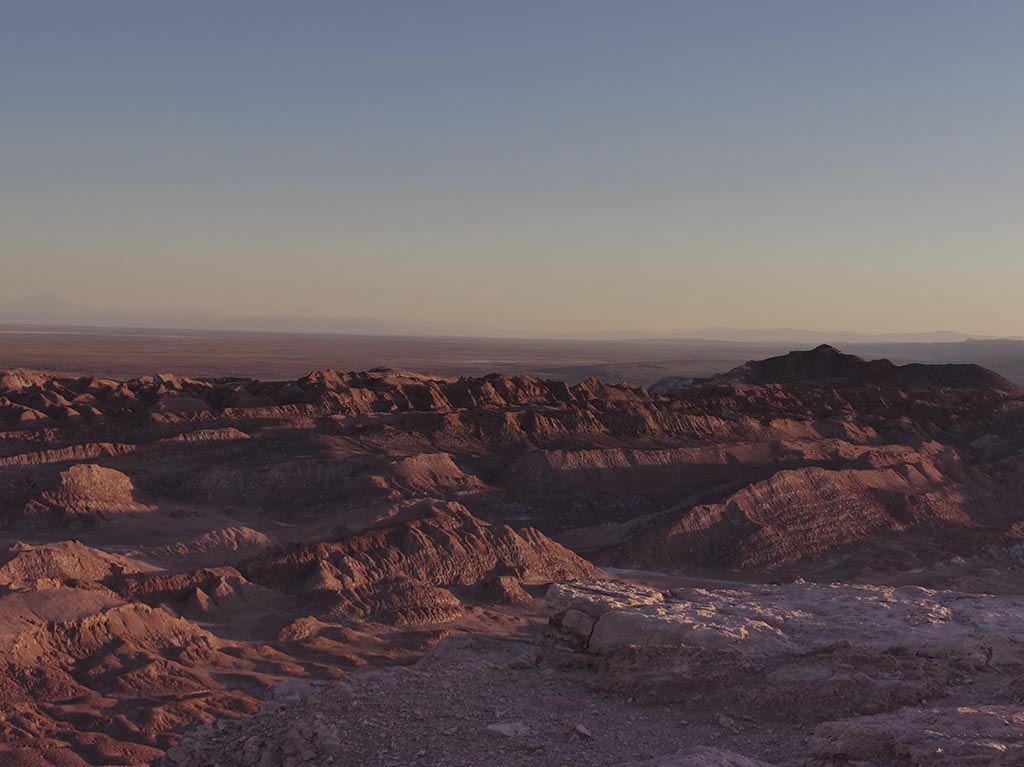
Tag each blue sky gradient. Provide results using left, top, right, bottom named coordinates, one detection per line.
left=3, top=2, right=1022, bottom=336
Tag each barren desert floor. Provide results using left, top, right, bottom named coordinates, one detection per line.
left=3, top=326, right=1024, bottom=388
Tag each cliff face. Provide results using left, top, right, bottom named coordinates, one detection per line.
left=238, top=501, right=600, bottom=625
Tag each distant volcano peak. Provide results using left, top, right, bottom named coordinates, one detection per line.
left=810, top=343, right=842, bottom=355
left=708, top=346, right=1016, bottom=391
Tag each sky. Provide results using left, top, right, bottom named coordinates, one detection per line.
left=2, top=1, right=1023, bottom=338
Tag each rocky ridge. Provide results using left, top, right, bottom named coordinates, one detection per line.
left=3, top=348, right=1024, bottom=765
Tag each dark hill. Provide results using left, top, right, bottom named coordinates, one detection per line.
left=708, top=345, right=1018, bottom=391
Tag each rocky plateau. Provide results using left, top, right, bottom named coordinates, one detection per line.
left=2, top=346, right=1024, bottom=766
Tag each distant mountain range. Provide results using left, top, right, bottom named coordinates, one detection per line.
left=0, top=295, right=438, bottom=336
left=596, top=327, right=1023, bottom=344
left=0, top=294, right=1020, bottom=345
left=659, top=327, right=1015, bottom=344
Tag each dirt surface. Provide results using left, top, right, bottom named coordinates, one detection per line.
left=166, top=632, right=783, bottom=767
left=169, top=577, right=1024, bottom=767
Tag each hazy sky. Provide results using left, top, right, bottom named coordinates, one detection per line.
left=3, top=1, right=1023, bottom=337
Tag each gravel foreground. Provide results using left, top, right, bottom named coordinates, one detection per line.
left=166, top=580, right=1024, bottom=767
